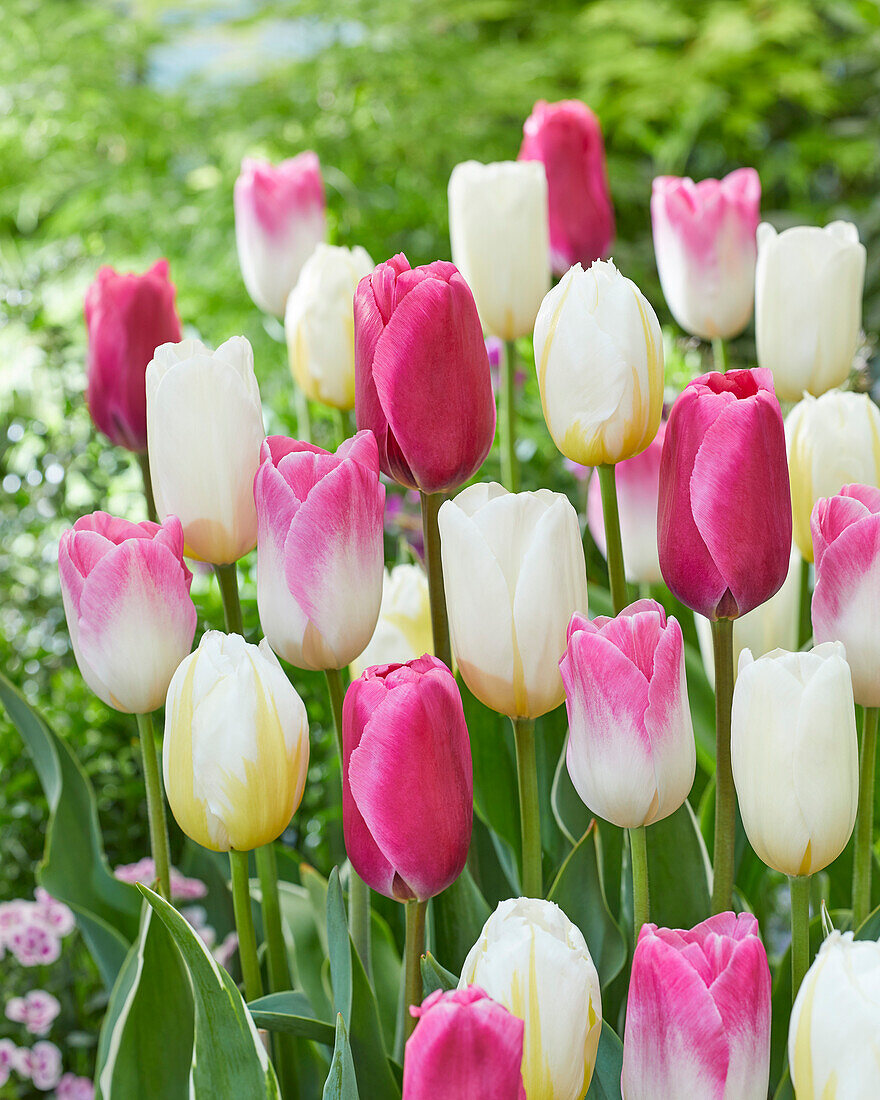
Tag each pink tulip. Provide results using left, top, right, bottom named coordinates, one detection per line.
left=59, top=512, right=196, bottom=713
left=254, top=430, right=385, bottom=671
left=342, top=656, right=472, bottom=901
left=812, top=484, right=880, bottom=706
left=403, top=986, right=526, bottom=1100
left=354, top=254, right=496, bottom=494
left=651, top=169, right=761, bottom=340
left=84, top=260, right=182, bottom=451
left=622, top=912, right=771, bottom=1099
left=658, top=368, right=791, bottom=619
left=519, top=99, right=614, bottom=275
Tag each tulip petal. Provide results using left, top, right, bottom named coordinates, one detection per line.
left=706, top=935, right=771, bottom=1097
left=644, top=616, right=696, bottom=824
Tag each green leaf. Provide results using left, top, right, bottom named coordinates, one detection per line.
left=551, top=733, right=591, bottom=846
left=430, top=866, right=490, bottom=976
left=586, top=1022, right=624, bottom=1099
left=461, top=679, right=521, bottom=863
left=645, top=802, right=711, bottom=929
left=278, top=880, right=334, bottom=1022
left=327, top=868, right=352, bottom=1026
left=684, top=642, right=716, bottom=773
left=773, top=1070, right=795, bottom=1100
left=420, top=952, right=458, bottom=996
left=323, top=1014, right=360, bottom=1100
left=855, top=903, right=880, bottom=940
left=248, top=991, right=336, bottom=1045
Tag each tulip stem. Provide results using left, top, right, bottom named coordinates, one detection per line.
left=294, top=385, right=312, bottom=444
left=790, top=873, right=811, bottom=1002
left=629, top=826, right=650, bottom=938
left=332, top=408, right=347, bottom=446
left=797, top=556, right=812, bottom=649
left=214, top=562, right=244, bottom=636
left=404, top=899, right=428, bottom=1039
left=853, top=707, right=879, bottom=927
left=419, top=491, right=452, bottom=669
left=136, top=451, right=158, bottom=524
left=135, top=711, right=171, bottom=903
left=229, top=849, right=264, bottom=1003
left=711, top=617, right=736, bottom=914
left=597, top=464, right=628, bottom=614
left=512, top=717, right=542, bottom=898
left=501, top=341, right=519, bottom=492
left=712, top=337, right=729, bottom=373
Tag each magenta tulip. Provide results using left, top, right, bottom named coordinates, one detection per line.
left=518, top=99, right=614, bottom=275
left=354, top=254, right=496, bottom=494
left=403, top=987, right=526, bottom=1100
left=658, top=368, right=791, bottom=619
left=59, top=512, right=196, bottom=714
left=622, top=913, right=771, bottom=1099
left=254, top=430, right=385, bottom=671
left=84, top=260, right=182, bottom=451
left=342, top=656, right=472, bottom=901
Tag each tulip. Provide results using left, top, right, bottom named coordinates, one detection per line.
left=163, top=631, right=310, bottom=852
left=254, top=431, right=385, bottom=671
left=651, top=169, right=761, bottom=342
left=84, top=260, right=182, bottom=451
left=59, top=512, right=196, bottom=714
left=756, top=221, right=866, bottom=401
left=354, top=254, right=496, bottom=494
left=785, top=390, right=880, bottom=562
left=448, top=160, right=550, bottom=340
left=622, top=912, right=771, bottom=1100
left=459, top=898, right=602, bottom=1100
left=518, top=98, right=614, bottom=276
left=533, top=260, right=664, bottom=467
left=146, top=336, right=265, bottom=564
left=284, top=243, right=374, bottom=410
left=658, top=368, right=791, bottom=620
left=234, top=152, right=326, bottom=317
left=349, top=564, right=433, bottom=680
left=789, top=931, right=880, bottom=1099
left=403, top=987, right=526, bottom=1100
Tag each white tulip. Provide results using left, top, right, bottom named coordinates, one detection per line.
left=349, top=564, right=433, bottom=679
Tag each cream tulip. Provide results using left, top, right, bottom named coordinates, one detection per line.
left=349, top=564, right=433, bottom=679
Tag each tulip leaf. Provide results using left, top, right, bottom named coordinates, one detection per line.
left=645, top=801, right=711, bottom=929
left=430, top=865, right=491, bottom=976
left=278, top=880, right=335, bottom=1023
left=248, top=991, right=337, bottom=1045
left=585, top=1022, right=624, bottom=1099
left=323, top=1014, right=360, bottom=1100
left=420, top=952, right=458, bottom=996
left=551, top=732, right=591, bottom=847
left=327, top=868, right=353, bottom=1026
left=773, top=1070, right=795, bottom=1100
left=684, top=642, right=717, bottom=773
left=855, top=903, right=880, bottom=940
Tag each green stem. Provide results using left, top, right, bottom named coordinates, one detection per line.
left=712, top=336, right=729, bottom=373
left=255, top=844, right=298, bottom=1099
left=214, top=562, right=244, bottom=635
left=512, top=717, right=542, bottom=897
left=135, top=711, right=171, bottom=902
left=711, top=617, right=736, bottom=914
left=294, top=385, right=312, bottom=444
left=629, top=825, right=650, bottom=939
left=797, top=556, right=812, bottom=650
left=853, top=707, right=879, bottom=927
left=403, top=899, right=428, bottom=1040
left=501, top=340, right=519, bottom=492
left=324, top=667, right=346, bottom=763
left=597, top=464, right=628, bottom=614
left=790, top=874, right=811, bottom=1002
left=419, top=491, right=452, bottom=669
left=136, top=451, right=158, bottom=524
left=230, top=849, right=264, bottom=1002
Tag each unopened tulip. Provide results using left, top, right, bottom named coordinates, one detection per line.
left=163, top=631, right=309, bottom=852
left=561, top=600, right=695, bottom=828
left=403, top=987, right=525, bottom=1100
left=254, top=431, right=385, bottom=671
left=350, top=565, right=433, bottom=679
left=459, top=898, right=602, bottom=1100
left=533, top=260, right=664, bottom=467
left=59, top=512, right=196, bottom=714
left=84, top=260, right=182, bottom=451
left=651, top=169, right=760, bottom=341
left=731, top=642, right=858, bottom=876
left=354, top=254, right=495, bottom=493
left=622, top=913, right=771, bottom=1099
left=756, top=221, right=866, bottom=401
left=234, top=153, right=326, bottom=317
left=342, top=656, right=472, bottom=901
left=448, top=160, right=550, bottom=340
left=284, top=243, right=374, bottom=410
left=786, top=390, right=880, bottom=561
left=658, top=368, right=791, bottom=619
left=439, top=484, right=587, bottom=718
left=146, top=336, right=265, bottom=564
left=789, top=931, right=880, bottom=1099
left=518, top=98, right=614, bottom=275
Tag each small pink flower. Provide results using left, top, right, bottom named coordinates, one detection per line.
left=5, top=990, right=61, bottom=1036
left=28, top=1041, right=63, bottom=1091
left=33, top=891, right=75, bottom=938
left=9, top=924, right=62, bottom=967
left=213, top=931, right=238, bottom=969
left=0, top=900, right=30, bottom=940
left=0, top=1039, right=16, bottom=1086
left=55, top=1074, right=96, bottom=1100
left=112, top=859, right=207, bottom=901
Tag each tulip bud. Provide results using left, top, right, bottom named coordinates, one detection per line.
left=84, top=260, right=182, bottom=452
left=756, top=221, right=866, bottom=401
left=448, top=160, right=551, bottom=340
left=234, top=153, right=326, bottom=317
left=349, top=565, right=433, bottom=680
left=658, top=368, right=791, bottom=619
left=561, top=600, right=695, bottom=829
left=731, top=642, right=858, bottom=876
left=622, top=913, right=771, bottom=1100
left=459, top=898, right=602, bottom=1100
left=789, top=930, right=880, bottom=1099
left=785, top=390, right=880, bottom=561
left=651, top=169, right=761, bottom=341
left=284, top=243, right=374, bottom=410
left=163, top=631, right=309, bottom=851
left=146, top=336, right=265, bottom=564
left=354, top=254, right=496, bottom=493
left=518, top=98, right=614, bottom=276
left=533, top=260, right=664, bottom=466
left=439, top=483, right=587, bottom=719
left=254, top=431, right=385, bottom=671
left=403, top=987, right=526, bottom=1100
left=342, top=656, right=472, bottom=902
left=59, top=512, right=196, bottom=714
